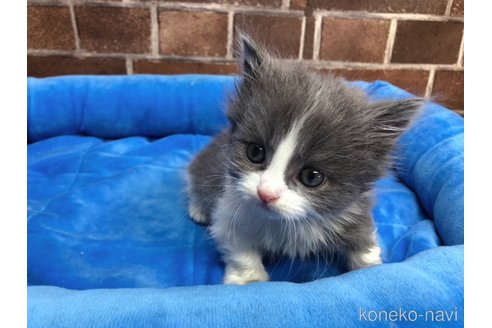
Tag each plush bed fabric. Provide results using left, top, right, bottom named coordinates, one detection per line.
left=27, top=75, right=464, bottom=327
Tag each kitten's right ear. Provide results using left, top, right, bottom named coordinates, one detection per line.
left=238, top=34, right=263, bottom=79
left=368, top=98, right=424, bottom=143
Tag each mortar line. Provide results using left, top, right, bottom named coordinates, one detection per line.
left=444, top=0, right=454, bottom=15
left=150, top=4, right=159, bottom=56
left=298, top=16, right=306, bottom=61
left=27, top=49, right=466, bottom=71
left=27, top=0, right=67, bottom=7
left=457, top=32, right=464, bottom=67
left=425, top=69, right=436, bottom=97
left=315, top=10, right=463, bottom=22
left=157, top=1, right=301, bottom=15
left=55, top=1, right=304, bottom=15
left=226, top=11, right=235, bottom=59
left=384, top=19, right=397, bottom=64
left=28, top=0, right=464, bottom=22
left=126, top=57, right=134, bottom=74
left=68, top=0, right=81, bottom=51
left=28, top=49, right=236, bottom=62
left=307, top=60, right=463, bottom=71
left=313, top=14, right=322, bottom=61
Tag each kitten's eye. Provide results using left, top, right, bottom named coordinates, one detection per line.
left=299, top=168, right=325, bottom=187
left=246, top=142, right=265, bottom=163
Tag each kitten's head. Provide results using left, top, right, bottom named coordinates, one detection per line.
left=225, top=35, right=422, bottom=222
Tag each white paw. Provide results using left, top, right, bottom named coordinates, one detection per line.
left=223, top=265, right=269, bottom=285
left=348, top=246, right=382, bottom=271
left=188, top=203, right=210, bottom=225
left=361, top=245, right=382, bottom=265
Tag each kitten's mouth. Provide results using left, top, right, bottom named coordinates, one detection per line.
left=241, top=190, right=278, bottom=212
left=254, top=195, right=280, bottom=214
left=235, top=182, right=285, bottom=217
left=259, top=200, right=274, bottom=211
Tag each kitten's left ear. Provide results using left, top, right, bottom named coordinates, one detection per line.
left=369, top=98, right=424, bottom=139
left=238, top=33, right=264, bottom=79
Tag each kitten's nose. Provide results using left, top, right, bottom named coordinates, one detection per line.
left=257, top=188, right=280, bottom=204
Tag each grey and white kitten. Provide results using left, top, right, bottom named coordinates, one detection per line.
left=187, top=36, right=422, bottom=285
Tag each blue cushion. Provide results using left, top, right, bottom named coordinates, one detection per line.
left=28, top=75, right=464, bottom=327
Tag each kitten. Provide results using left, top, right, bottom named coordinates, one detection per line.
left=186, top=35, right=422, bottom=285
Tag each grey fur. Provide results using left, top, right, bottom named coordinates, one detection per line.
left=187, top=35, right=422, bottom=282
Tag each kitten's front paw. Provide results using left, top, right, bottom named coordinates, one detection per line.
left=188, top=202, right=210, bottom=225
left=223, top=265, right=269, bottom=285
left=347, top=245, right=382, bottom=271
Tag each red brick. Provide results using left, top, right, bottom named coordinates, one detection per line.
left=27, top=56, right=126, bottom=77
left=159, top=10, right=228, bottom=57
left=76, top=7, right=151, bottom=53
left=28, top=6, right=74, bottom=50
left=319, top=68, right=429, bottom=96
left=391, top=21, right=463, bottom=64
left=134, top=60, right=238, bottom=75
left=307, top=0, right=448, bottom=14
left=290, top=0, right=307, bottom=10
left=320, top=18, right=390, bottom=63
left=432, top=70, right=464, bottom=110
left=451, top=0, right=464, bottom=16
left=234, top=13, right=303, bottom=58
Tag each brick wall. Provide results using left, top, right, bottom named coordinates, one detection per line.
left=27, top=0, right=464, bottom=115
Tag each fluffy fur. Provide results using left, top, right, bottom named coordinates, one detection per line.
left=186, top=35, right=422, bottom=284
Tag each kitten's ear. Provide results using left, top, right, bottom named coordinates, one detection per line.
left=238, top=34, right=264, bottom=79
left=369, top=98, right=424, bottom=140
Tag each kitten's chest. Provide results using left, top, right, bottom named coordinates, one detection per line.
left=213, top=190, right=332, bottom=258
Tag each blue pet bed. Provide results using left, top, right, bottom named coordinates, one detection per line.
left=27, top=75, right=463, bottom=327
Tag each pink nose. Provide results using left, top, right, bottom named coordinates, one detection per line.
left=257, top=189, right=280, bottom=204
